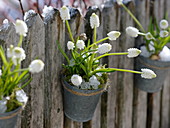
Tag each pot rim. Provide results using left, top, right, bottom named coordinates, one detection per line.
left=0, top=106, right=22, bottom=120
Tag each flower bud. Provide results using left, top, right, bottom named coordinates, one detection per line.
left=67, top=41, right=75, bottom=50
left=127, top=48, right=141, bottom=58
left=76, top=40, right=85, bottom=50
left=15, top=20, right=28, bottom=36
left=107, top=31, right=121, bottom=40
left=90, top=13, right=100, bottom=29
left=141, top=69, right=156, bottom=79
left=98, top=43, right=112, bottom=54
left=159, top=30, right=169, bottom=37
left=126, top=26, right=140, bottom=37
left=59, top=6, right=70, bottom=22
left=29, top=60, right=45, bottom=73
left=160, top=19, right=169, bottom=29
left=71, top=74, right=82, bottom=86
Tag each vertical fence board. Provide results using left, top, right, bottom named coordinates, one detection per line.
left=21, top=14, right=45, bottom=128
left=133, top=0, right=149, bottom=128
left=118, top=2, right=134, bottom=128
left=44, top=10, right=64, bottom=128
left=160, top=73, right=170, bottom=128
left=101, top=1, right=120, bottom=128
left=151, top=92, right=161, bottom=128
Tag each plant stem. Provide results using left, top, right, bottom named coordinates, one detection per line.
left=87, top=37, right=109, bottom=50
left=95, top=52, right=128, bottom=60
left=91, top=68, right=142, bottom=75
left=93, top=26, right=97, bottom=43
left=66, top=20, right=75, bottom=42
left=121, top=4, right=145, bottom=32
left=18, top=35, right=23, bottom=47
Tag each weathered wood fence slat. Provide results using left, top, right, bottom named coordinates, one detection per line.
left=0, top=0, right=170, bottom=128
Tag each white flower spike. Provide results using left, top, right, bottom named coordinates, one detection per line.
left=29, top=60, right=45, bottom=73
left=7, top=45, right=14, bottom=58
left=60, top=6, right=70, bottom=22
left=160, top=19, right=169, bottom=29
left=145, top=32, right=154, bottom=40
left=90, top=13, right=100, bottom=29
left=13, top=47, right=26, bottom=60
left=16, top=90, right=28, bottom=105
left=76, top=40, right=85, bottom=50
left=98, top=43, right=112, bottom=54
left=71, top=74, right=82, bottom=86
left=67, top=41, right=75, bottom=50
left=141, top=69, right=156, bottom=79
left=126, top=26, right=145, bottom=37
left=116, top=0, right=123, bottom=5
left=15, top=19, right=28, bottom=36
left=159, top=30, right=169, bottom=37
left=107, top=31, right=121, bottom=40
left=127, top=48, right=141, bottom=58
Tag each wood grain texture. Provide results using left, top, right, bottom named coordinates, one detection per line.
left=44, top=9, right=64, bottom=128
left=21, top=14, right=45, bottom=128
left=0, top=1, right=170, bottom=128
left=160, top=71, right=170, bottom=128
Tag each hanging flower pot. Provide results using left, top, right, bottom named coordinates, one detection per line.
left=62, top=78, right=105, bottom=122
left=57, top=6, right=157, bottom=122
left=135, top=55, right=170, bottom=92
left=0, top=106, right=22, bottom=128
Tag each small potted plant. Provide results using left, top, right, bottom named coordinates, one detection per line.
left=58, top=6, right=156, bottom=122
left=0, top=19, right=44, bottom=127
left=117, top=0, right=170, bottom=92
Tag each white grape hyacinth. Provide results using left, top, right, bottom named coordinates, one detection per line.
left=71, top=74, right=82, bottom=86
left=13, top=47, right=26, bottom=60
left=127, top=48, right=141, bottom=58
left=76, top=40, right=85, bottom=50
left=90, top=13, right=100, bottom=29
left=116, top=0, right=123, bottom=5
left=16, top=89, right=28, bottom=105
left=59, top=6, right=70, bottom=21
left=126, top=26, right=144, bottom=37
left=98, top=43, right=112, bottom=54
left=145, top=32, right=155, bottom=40
left=7, top=45, right=14, bottom=58
left=15, top=19, right=28, bottom=36
left=159, top=30, right=169, bottom=37
left=160, top=19, right=169, bottom=29
left=0, top=99, right=7, bottom=113
left=67, top=41, right=75, bottom=50
left=107, top=31, right=121, bottom=40
left=141, top=69, right=156, bottom=79
left=42, top=5, right=54, bottom=18
left=29, top=60, right=45, bottom=73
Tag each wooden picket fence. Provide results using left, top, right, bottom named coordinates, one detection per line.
left=0, top=0, right=170, bottom=128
